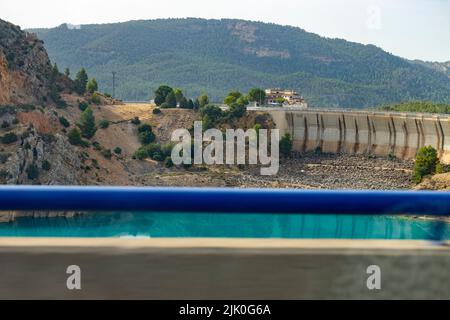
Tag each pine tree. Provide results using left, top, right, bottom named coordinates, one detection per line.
left=86, top=78, right=98, bottom=93
left=77, top=107, right=97, bottom=139
left=74, top=68, right=88, bottom=95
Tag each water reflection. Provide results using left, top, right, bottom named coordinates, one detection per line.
left=0, top=212, right=448, bottom=239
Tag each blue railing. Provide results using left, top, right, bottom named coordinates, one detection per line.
left=0, top=186, right=448, bottom=240
left=0, top=186, right=449, bottom=215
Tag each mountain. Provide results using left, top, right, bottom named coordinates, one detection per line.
left=30, top=18, right=450, bottom=108
left=412, top=60, right=450, bottom=79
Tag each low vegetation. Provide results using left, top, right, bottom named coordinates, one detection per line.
left=379, top=102, right=450, bottom=114
left=279, top=133, right=293, bottom=157
left=1, top=133, right=18, bottom=144
left=413, top=146, right=439, bottom=183
left=68, top=128, right=89, bottom=147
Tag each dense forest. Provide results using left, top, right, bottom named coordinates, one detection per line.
left=30, top=18, right=450, bottom=108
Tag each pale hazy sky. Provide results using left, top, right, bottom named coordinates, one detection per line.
left=1, top=0, right=449, bottom=61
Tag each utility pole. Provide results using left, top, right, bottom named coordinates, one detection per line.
left=112, top=72, right=116, bottom=99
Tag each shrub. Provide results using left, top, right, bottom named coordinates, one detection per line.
left=161, top=143, right=174, bottom=157
left=42, top=160, right=51, bottom=171
left=99, top=119, right=110, bottom=129
left=78, top=101, right=89, bottom=111
left=164, top=156, right=174, bottom=168
left=92, top=141, right=102, bottom=151
left=91, top=92, right=101, bottom=105
left=229, top=104, right=247, bottom=118
left=86, top=78, right=98, bottom=93
left=131, top=117, right=141, bottom=125
left=59, top=116, right=70, bottom=128
left=134, top=147, right=148, bottom=160
left=152, top=108, right=161, bottom=114
left=68, top=128, right=88, bottom=147
left=139, top=131, right=155, bottom=145
left=137, top=124, right=155, bottom=144
left=280, top=133, right=293, bottom=157
left=413, top=146, right=438, bottom=183
left=26, top=164, right=39, bottom=180
left=160, top=102, right=170, bottom=109
left=1, top=133, right=18, bottom=144
left=12, top=118, right=19, bottom=125
left=436, top=163, right=446, bottom=174
left=114, top=147, right=122, bottom=155
left=145, top=143, right=162, bottom=159
left=138, top=124, right=153, bottom=133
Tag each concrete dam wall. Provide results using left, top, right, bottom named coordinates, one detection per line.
left=266, top=109, right=450, bottom=163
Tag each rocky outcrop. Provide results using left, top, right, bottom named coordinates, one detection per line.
left=3, top=126, right=82, bottom=185
left=0, top=19, right=56, bottom=105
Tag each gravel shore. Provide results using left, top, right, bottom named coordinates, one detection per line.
left=233, top=153, right=414, bottom=190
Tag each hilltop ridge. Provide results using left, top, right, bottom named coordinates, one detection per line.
left=30, top=18, right=450, bottom=107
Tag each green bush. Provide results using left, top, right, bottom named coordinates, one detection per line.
left=161, top=143, right=174, bottom=157
left=134, top=147, right=148, bottom=160
left=279, top=133, right=293, bottom=157
left=413, top=146, right=438, bottom=183
left=138, top=124, right=152, bottom=133
left=153, top=108, right=161, bottom=114
left=137, top=124, right=155, bottom=144
left=114, top=147, right=122, bottom=155
left=1, top=133, right=18, bottom=144
left=42, top=160, right=51, bottom=171
left=26, top=164, right=39, bottom=180
left=91, top=92, right=101, bottom=105
left=151, top=152, right=164, bottom=161
left=92, top=141, right=102, bottom=151
left=164, top=156, right=174, bottom=168
left=86, top=78, right=98, bottom=93
left=68, top=128, right=88, bottom=147
left=131, top=117, right=141, bottom=125
left=144, top=143, right=162, bottom=159
left=78, top=101, right=89, bottom=111
left=59, top=116, right=70, bottom=128
left=139, top=131, right=155, bottom=145
left=99, top=119, right=110, bottom=129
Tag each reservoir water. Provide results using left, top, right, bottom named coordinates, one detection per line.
left=0, top=212, right=447, bottom=239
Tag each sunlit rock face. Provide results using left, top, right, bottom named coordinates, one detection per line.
left=0, top=19, right=54, bottom=105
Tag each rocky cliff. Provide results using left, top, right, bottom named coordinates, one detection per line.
left=0, top=19, right=57, bottom=105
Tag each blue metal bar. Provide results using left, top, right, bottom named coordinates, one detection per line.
left=0, top=186, right=449, bottom=215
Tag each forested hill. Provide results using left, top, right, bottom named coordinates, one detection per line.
left=30, top=18, right=450, bottom=108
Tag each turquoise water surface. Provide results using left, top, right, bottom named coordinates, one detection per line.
left=0, top=212, right=448, bottom=239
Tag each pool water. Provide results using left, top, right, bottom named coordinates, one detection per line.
left=0, top=212, right=448, bottom=239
